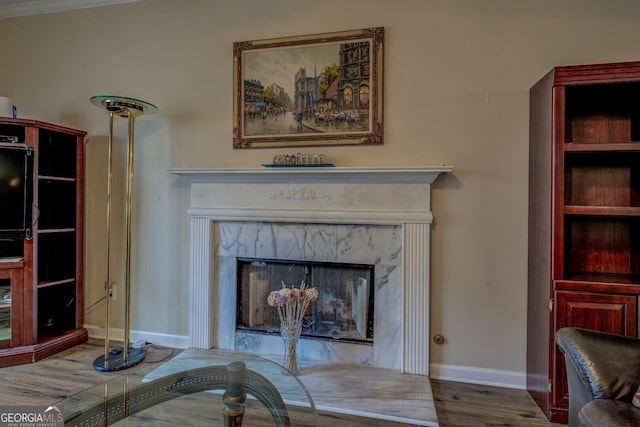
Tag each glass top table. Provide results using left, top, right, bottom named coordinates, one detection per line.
left=56, top=349, right=319, bottom=426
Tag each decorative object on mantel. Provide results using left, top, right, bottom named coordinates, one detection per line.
left=233, top=27, right=384, bottom=149
left=89, top=95, right=158, bottom=372
left=263, top=153, right=334, bottom=167
left=267, top=281, right=319, bottom=375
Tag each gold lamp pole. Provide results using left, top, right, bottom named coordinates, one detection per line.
left=90, top=95, right=158, bottom=372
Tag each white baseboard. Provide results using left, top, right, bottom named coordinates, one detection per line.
left=84, top=324, right=190, bottom=350
left=429, top=363, right=526, bottom=390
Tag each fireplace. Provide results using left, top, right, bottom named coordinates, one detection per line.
left=170, top=166, right=451, bottom=375
left=236, top=258, right=375, bottom=343
left=215, top=221, right=399, bottom=369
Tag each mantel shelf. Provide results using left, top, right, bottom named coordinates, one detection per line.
left=169, top=166, right=453, bottom=184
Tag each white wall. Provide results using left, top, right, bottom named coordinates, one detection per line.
left=1, top=0, right=640, bottom=387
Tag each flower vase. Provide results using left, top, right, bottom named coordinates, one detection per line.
left=280, top=323, right=302, bottom=375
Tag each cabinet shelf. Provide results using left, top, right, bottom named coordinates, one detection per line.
left=0, top=142, right=28, bottom=150
left=0, top=259, right=23, bottom=267
left=564, top=206, right=640, bottom=216
left=37, top=278, right=75, bottom=289
left=565, top=142, right=640, bottom=151
left=555, top=279, right=640, bottom=297
left=560, top=273, right=640, bottom=286
left=38, top=175, right=75, bottom=182
left=37, top=228, right=75, bottom=234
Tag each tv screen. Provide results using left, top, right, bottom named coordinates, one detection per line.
left=0, top=147, right=31, bottom=236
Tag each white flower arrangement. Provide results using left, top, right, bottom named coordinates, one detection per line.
left=267, top=281, right=319, bottom=328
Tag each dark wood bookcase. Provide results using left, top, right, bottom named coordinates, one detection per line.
left=527, top=61, right=640, bottom=423
left=0, top=118, right=87, bottom=367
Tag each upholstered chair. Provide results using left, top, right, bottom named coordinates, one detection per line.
left=555, top=327, right=640, bottom=427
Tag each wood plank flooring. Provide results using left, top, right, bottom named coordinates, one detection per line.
left=430, top=380, right=565, bottom=427
left=0, top=341, right=566, bottom=426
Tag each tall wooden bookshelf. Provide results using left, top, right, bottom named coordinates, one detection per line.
left=0, top=118, right=87, bottom=367
left=527, top=61, right=640, bottom=423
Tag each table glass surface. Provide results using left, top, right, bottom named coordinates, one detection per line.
left=56, top=349, right=319, bottom=426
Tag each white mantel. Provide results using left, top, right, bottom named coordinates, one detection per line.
left=170, top=166, right=452, bottom=375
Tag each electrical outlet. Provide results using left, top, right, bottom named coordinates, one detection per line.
left=109, top=284, right=117, bottom=301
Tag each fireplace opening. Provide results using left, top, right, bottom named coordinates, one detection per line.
left=236, top=258, right=374, bottom=344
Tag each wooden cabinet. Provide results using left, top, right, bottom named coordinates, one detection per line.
left=0, top=264, right=23, bottom=350
left=0, top=118, right=87, bottom=367
left=552, top=290, right=637, bottom=411
left=527, top=61, right=640, bottom=423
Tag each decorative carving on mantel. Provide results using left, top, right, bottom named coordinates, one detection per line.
left=270, top=188, right=333, bottom=201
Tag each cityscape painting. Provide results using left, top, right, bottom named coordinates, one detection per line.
left=233, top=27, right=383, bottom=149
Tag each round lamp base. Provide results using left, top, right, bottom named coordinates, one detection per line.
left=92, top=348, right=145, bottom=372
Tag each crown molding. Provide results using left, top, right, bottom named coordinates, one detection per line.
left=0, top=0, right=140, bottom=19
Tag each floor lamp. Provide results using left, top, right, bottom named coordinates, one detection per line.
left=90, top=95, right=158, bottom=372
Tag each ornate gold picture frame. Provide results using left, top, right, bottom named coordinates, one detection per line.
left=233, top=27, right=384, bottom=149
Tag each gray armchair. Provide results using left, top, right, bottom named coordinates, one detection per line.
left=555, top=327, right=640, bottom=427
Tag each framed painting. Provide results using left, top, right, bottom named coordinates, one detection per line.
left=233, top=27, right=384, bottom=149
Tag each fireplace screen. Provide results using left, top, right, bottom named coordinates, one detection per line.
left=236, top=258, right=374, bottom=343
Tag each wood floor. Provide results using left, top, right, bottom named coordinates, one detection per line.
left=430, top=380, right=565, bottom=427
left=0, top=341, right=566, bottom=427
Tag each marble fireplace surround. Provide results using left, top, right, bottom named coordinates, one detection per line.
left=170, top=166, right=451, bottom=376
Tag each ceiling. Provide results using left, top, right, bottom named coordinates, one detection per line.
left=0, top=0, right=140, bottom=19
left=0, top=0, right=40, bottom=5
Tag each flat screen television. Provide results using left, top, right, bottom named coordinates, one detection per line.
left=0, top=146, right=32, bottom=240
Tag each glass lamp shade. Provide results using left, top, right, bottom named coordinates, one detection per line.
left=90, top=95, right=157, bottom=117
